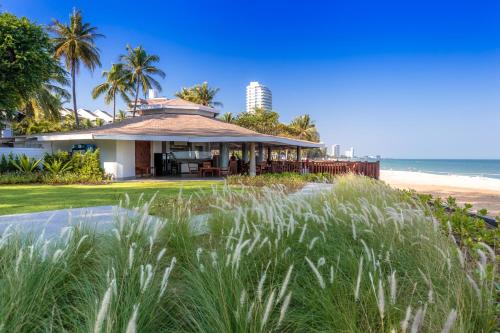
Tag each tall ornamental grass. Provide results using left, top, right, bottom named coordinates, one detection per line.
left=0, top=175, right=496, bottom=332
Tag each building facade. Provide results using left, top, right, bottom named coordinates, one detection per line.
left=246, top=81, right=272, bottom=113
left=332, top=144, right=340, bottom=158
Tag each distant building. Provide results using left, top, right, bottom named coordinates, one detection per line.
left=246, top=81, right=272, bottom=113
left=345, top=147, right=355, bottom=158
left=332, top=144, right=340, bottom=158
left=60, top=108, right=114, bottom=123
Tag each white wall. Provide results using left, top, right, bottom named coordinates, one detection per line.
left=116, top=140, right=135, bottom=179
left=0, top=147, right=48, bottom=159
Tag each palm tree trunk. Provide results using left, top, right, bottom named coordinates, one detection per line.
left=71, top=61, right=80, bottom=128
left=113, top=91, right=116, bottom=122
left=132, top=80, right=140, bottom=117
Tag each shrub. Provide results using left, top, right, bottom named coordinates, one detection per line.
left=0, top=172, right=40, bottom=184
left=70, top=149, right=104, bottom=179
left=40, top=172, right=109, bottom=185
left=0, top=152, right=20, bottom=173
left=43, top=159, right=73, bottom=176
left=227, top=172, right=335, bottom=191
left=11, top=155, right=42, bottom=173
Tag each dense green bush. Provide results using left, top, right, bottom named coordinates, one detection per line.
left=0, top=149, right=107, bottom=184
left=0, top=172, right=40, bottom=184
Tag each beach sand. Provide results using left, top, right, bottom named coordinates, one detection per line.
left=380, top=170, right=500, bottom=216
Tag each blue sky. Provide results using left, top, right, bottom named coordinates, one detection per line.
left=3, top=0, right=500, bottom=158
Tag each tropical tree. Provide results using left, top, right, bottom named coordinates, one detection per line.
left=235, top=108, right=281, bottom=135
left=50, top=9, right=103, bottom=127
left=219, top=112, right=234, bottom=123
left=175, top=82, right=222, bottom=107
left=0, top=13, right=56, bottom=110
left=116, top=110, right=127, bottom=121
left=287, top=114, right=320, bottom=142
left=22, top=64, right=70, bottom=121
left=91, top=64, right=132, bottom=122
left=120, top=45, right=165, bottom=117
left=95, top=118, right=105, bottom=126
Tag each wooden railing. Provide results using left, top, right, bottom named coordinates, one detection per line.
left=266, top=160, right=380, bottom=180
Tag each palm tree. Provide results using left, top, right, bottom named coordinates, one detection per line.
left=220, top=112, right=234, bottom=123
left=51, top=9, right=103, bottom=127
left=120, top=45, right=165, bottom=117
left=91, top=64, right=132, bottom=122
left=116, top=110, right=127, bottom=121
left=175, top=82, right=222, bottom=107
left=23, top=65, right=70, bottom=121
left=288, top=114, right=319, bottom=142
left=95, top=118, right=105, bottom=126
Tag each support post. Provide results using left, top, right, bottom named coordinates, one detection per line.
left=267, top=146, right=272, bottom=162
left=249, top=142, right=256, bottom=176
left=220, top=143, right=229, bottom=169
left=242, top=143, right=249, bottom=163
left=296, top=146, right=301, bottom=161
left=257, top=143, right=264, bottom=163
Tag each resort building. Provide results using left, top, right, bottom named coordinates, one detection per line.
left=246, top=81, right=272, bottom=113
left=32, top=97, right=321, bottom=179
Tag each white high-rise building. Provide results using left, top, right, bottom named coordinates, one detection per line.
left=345, top=147, right=355, bottom=159
left=331, top=144, right=340, bottom=158
left=246, top=81, right=272, bottom=113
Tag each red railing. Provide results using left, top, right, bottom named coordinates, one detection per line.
left=266, top=160, right=380, bottom=179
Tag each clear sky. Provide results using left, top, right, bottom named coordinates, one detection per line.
left=3, top=0, right=500, bottom=158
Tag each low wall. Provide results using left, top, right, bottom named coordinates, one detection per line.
left=0, top=147, right=48, bottom=160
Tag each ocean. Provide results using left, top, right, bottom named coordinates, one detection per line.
left=380, top=159, right=500, bottom=180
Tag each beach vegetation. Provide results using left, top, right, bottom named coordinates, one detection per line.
left=0, top=175, right=496, bottom=331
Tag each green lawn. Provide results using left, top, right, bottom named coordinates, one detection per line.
left=0, top=180, right=220, bottom=215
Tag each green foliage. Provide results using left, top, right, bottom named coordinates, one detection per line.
left=175, top=81, right=222, bottom=107
left=13, top=118, right=74, bottom=135
left=43, top=159, right=73, bottom=176
left=50, top=9, right=103, bottom=127
left=0, top=176, right=495, bottom=331
left=413, top=192, right=500, bottom=250
left=70, top=149, right=104, bottom=179
left=234, top=108, right=282, bottom=135
left=0, top=149, right=105, bottom=184
left=286, top=114, right=320, bottom=142
left=11, top=155, right=42, bottom=173
left=0, top=152, right=18, bottom=173
left=119, top=45, right=165, bottom=116
left=227, top=172, right=335, bottom=190
left=0, top=172, right=40, bottom=184
left=92, top=63, right=133, bottom=122
left=0, top=13, right=56, bottom=110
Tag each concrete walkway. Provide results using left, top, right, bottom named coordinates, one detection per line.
left=0, top=206, right=137, bottom=237
left=0, top=182, right=333, bottom=238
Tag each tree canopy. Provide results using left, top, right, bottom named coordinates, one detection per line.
left=0, top=13, right=57, bottom=110
left=175, top=82, right=222, bottom=107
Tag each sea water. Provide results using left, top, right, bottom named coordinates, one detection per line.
left=380, top=159, right=500, bottom=180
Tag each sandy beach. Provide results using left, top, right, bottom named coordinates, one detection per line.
left=380, top=170, right=500, bottom=216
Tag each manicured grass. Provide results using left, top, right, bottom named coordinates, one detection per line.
left=0, top=180, right=220, bottom=215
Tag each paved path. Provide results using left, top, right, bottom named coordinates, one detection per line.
left=0, top=183, right=333, bottom=238
left=0, top=206, right=138, bottom=237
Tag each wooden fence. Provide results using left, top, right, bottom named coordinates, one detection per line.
left=267, top=160, right=380, bottom=180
